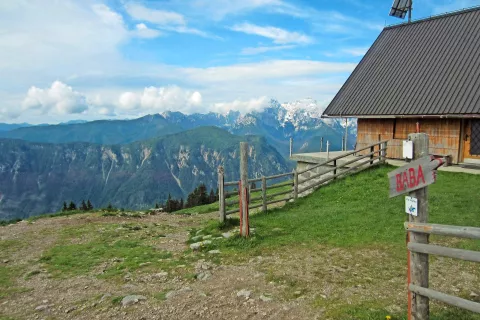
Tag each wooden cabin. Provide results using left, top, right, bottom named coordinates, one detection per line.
left=322, top=7, right=480, bottom=165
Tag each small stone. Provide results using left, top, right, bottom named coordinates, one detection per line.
left=139, top=262, right=151, bottom=267
left=65, top=307, right=76, bottom=314
left=165, top=291, right=176, bottom=299
left=121, top=295, right=147, bottom=307
left=2, top=259, right=9, bottom=264
left=208, top=250, right=221, bottom=254
left=99, top=293, right=112, bottom=303
left=196, top=272, right=211, bottom=281
left=259, top=294, right=273, bottom=302
left=294, top=291, right=302, bottom=296
left=191, top=236, right=203, bottom=242
left=221, top=232, right=232, bottom=239
left=42, top=300, right=49, bottom=304
left=196, top=229, right=203, bottom=235
left=471, top=292, right=479, bottom=298
left=319, top=294, right=327, bottom=299
left=154, top=272, right=168, bottom=278
left=190, top=242, right=202, bottom=250
left=236, top=289, right=252, bottom=299
left=202, top=240, right=212, bottom=245
left=202, top=235, right=213, bottom=240
left=35, top=305, right=48, bottom=311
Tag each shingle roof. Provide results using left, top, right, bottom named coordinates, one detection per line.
left=323, top=7, right=480, bottom=117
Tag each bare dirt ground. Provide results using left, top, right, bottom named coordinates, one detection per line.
left=0, top=212, right=478, bottom=320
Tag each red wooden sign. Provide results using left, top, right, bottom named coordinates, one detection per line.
left=388, top=156, right=445, bottom=198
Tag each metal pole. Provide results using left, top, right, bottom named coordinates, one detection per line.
left=218, top=166, right=225, bottom=223
left=293, top=169, right=298, bottom=200
left=345, top=118, right=348, bottom=151
left=408, top=0, right=413, bottom=23
left=240, top=142, right=250, bottom=237
left=289, top=137, right=293, bottom=157
left=408, top=133, right=429, bottom=320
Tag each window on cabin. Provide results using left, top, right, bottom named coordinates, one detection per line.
left=393, top=119, right=417, bottom=140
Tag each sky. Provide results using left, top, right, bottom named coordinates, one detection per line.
left=1, top=0, right=480, bottom=124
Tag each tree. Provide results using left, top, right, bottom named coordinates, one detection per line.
left=87, top=200, right=93, bottom=211
left=62, top=201, right=68, bottom=212
left=155, top=203, right=159, bottom=209
left=250, top=182, right=256, bottom=190
left=166, top=194, right=172, bottom=213
left=179, top=198, right=184, bottom=210
left=68, top=201, right=77, bottom=211
left=209, top=189, right=216, bottom=204
left=80, top=200, right=88, bottom=211
left=106, top=203, right=114, bottom=211
left=198, top=184, right=208, bottom=205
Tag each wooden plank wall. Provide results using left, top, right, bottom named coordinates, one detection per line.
left=356, top=118, right=462, bottom=164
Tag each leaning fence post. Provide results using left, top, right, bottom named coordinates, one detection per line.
left=240, top=142, right=250, bottom=237
left=408, top=133, right=430, bottom=320
left=370, top=145, right=375, bottom=165
left=293, top=169, right=298, bottom=200
left=262, top=176, right=267, bottom=213
left=218, top=166, right=226, bottom=222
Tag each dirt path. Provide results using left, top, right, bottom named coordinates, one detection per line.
left=1, top=211, right=478, bottom=320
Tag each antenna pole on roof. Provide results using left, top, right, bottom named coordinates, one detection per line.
left=408, top=0, right=413, bottom=22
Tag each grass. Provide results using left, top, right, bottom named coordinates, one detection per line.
left=38, top=222, right=193, bottom=280
left=200, top=165, right=480, bottom=319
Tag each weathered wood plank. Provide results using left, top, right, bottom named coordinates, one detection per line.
left=262, top=176, right=267, bottom=213
left=409, top=285, right=480, bottom=314
left=404, top=222, right=480, bottom=239
left=408, top=243, right=480, bottom=263
left=240, top=142, right=249, bottom=237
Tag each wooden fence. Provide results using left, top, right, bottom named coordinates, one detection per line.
left=405, top=222, right=480, bottom=314
left=218, top=140, right=388, bottom=221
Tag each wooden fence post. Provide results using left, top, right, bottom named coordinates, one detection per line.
left=342, top=136, right=346, bottom=151
left=240, top=142, right=250, bottom=237
left=320, top=137, right=323, bottom=152
left=370, top=145, right=375, bottom=165
left=408, top=133, right=430, bottom=320
left=218, top=166, right=225, bottom=223
left=293, top=169, right=298, bottom=200
left=262, top=176, right=267, bottom=213
left=290, top=137, right=293, bottom=157
left=345, top=118, right=348, bottom=151
left=333, top=159, right=337, bottom=180
left=326, top=141, right=330, bottom=159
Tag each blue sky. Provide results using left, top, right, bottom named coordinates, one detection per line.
left=1, top=0, right=480, bottom=123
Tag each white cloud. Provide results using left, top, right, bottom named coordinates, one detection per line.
left=231, top=23, right=313, bottom=44
left=212, top=96, right=270, bottom=113
left=22, top=81, right=88, bottom=115
left=241, top=45, right=296, bottom=55
left=125, top=3, right=185, bottom=25
left=117, top=86, right=203, bottom=114
left=342, top=47, right=369, bottom=57
left=133, top=23, right=162, bottom=38
left=124, top=3, right=211, bottom=38
left=191, top=0, right=304, bottom=20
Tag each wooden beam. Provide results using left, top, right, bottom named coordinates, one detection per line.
left=408, top=243, right=480, bottom=263
left=404, top=222, right=480, bottom=239
left=409, top=285, right=480, bottom=314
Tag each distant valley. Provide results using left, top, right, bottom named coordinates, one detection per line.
left=0, top=98, right=357, bottom=219
left=0, top=127, right=288, bottom=220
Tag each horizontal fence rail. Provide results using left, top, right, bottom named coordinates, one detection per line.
left=405, top=222, right=480, bottom=315
left=218, top=139, right=388, bottom=221
left=404, top=222, right=480, bottom=239
left=409, top=285, right=480, bottom=314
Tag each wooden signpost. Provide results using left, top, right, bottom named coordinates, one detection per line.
left=388, top=133, right=446, bottom=320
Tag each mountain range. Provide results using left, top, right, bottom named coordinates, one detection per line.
left=0, top=98, right=357, bottom=219
left=0, top=127, right=288, bottom=220
left=0, top=99, right=356, bottom=158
